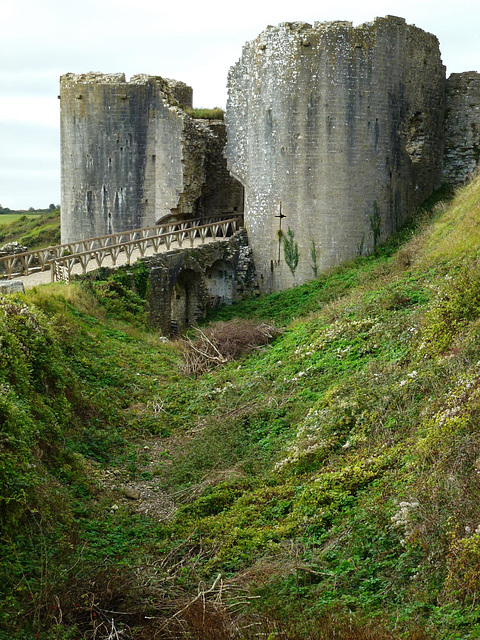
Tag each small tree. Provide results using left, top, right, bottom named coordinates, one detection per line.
left=311, top=238, right=319, bottom=278
left=283, top=227, right=299, bottom=279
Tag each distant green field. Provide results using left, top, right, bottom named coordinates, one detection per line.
left=0, top=209, right=60, bottom=249
left=0, top=214, right=40, bottom=226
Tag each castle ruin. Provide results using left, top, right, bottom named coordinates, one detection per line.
left=60, top=74, right=243, bottom=243
left=227, top=17, right=445, bottom=291
left=60, top=16, right=480, bottom=293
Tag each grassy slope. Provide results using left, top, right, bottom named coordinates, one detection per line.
left=2, top=179, right=480, bottom=638
left=0, top=209, right=60, bottom=249
left=0, top=214, right=40, bottom=225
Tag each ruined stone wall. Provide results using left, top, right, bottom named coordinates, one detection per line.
left=164, top=79, right=193, bottom=109
left=61, top=73, right=180, bottom=242
left=143, top=230, right=255, bottom=334
left=226, top=16, right=445, bottom=292
left=444, top=72, right=480, bottom=183
left=156, top=117, right=244, bottom=223
left=60, top=74, right=243, bottom=243
left=195, top=121, right=244, bottom=217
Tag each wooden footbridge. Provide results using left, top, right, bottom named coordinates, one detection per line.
left=0, top=215, right=242, bottom=285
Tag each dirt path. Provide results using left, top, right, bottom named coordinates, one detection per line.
left=94, top=435, right=181, bottom=521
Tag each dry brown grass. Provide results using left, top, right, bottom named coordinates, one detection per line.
left=30, top=558, right=435, bottom=640
left=178, top=318, right=280, bottom=376
left=141, top=600, right=434, bottom=639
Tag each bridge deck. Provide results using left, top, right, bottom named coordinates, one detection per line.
left=0, top=215, right=242, bottom=290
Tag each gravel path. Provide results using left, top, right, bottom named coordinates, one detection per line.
left=97, top=436, right=178, bottom=521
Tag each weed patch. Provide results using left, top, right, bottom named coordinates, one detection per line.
left=178, top=318, right=280, bottom=376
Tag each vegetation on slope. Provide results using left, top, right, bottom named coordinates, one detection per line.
left=0, top=204, right=59, bottom=216
left=0, top=208, right=60, bottom=249
left=2, top=177, right=480, bottom=638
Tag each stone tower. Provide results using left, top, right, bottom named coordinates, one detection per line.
left=226, top=16, right=446, bottom=292
left=444, top=72, right=480, bottom=183
left=60, top=73, right=243, bottom=244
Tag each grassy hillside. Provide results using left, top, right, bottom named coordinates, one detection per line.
left=0, top=213, right=41, bottom=225
left=1, top=177, right=480, bottom=639
left=0, top=209, right=60, bottom=249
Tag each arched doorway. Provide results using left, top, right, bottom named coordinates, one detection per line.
left=170, top=269, right=203, bottom=334
left=205, top=260, right=235, bottom=309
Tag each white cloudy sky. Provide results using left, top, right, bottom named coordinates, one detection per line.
left=1, top=0, right=480, bottom=210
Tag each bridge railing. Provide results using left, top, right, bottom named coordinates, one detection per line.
left=0, top=214, right=242, bottom=281
left=50, top=217, right=242, bottom=283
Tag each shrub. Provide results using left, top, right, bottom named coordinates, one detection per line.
left=422, top=259, right=480, bottom=353
left=178, top=318, right=280, bottom=376
left=283, top=227, right=299, bottom=278
left=444, top=532, right=480, bottom=604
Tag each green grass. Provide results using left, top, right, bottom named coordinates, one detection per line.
left=185, top=106, right=225, bottom=120
left=420, top=178, right=480, bottom=262
left=0, top=213, right=40, bottom=225
left=3, top=178, right=480, bottom=638
left=0, top=209, right=60, bottom=249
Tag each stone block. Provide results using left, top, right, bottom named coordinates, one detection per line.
left=0, top=280, right=25, bottom=295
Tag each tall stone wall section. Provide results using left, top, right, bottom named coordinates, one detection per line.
left=60, top=73, right=242, bottom=244
left=444, top=72, right=480, bottom=183
left=226, top=17, right=445, bottom=292
left=196, top=121, right=244, bottom=217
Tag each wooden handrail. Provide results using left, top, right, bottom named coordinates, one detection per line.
left=50, top=217, right=241, bottom=282
left=0, top=214, right=242, bottom=281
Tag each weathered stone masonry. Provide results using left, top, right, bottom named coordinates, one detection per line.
left=60, top=17, right=480, bottom=298
left=143, top=230, right=255, bottom=334
left=60, top=73, right=243, bottom=244
left=226, top=17, right=446, bottom=292
left=444, top=72, right=480, bottom=183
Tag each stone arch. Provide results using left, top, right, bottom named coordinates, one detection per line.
left=156, top=212, right=183, bottom=226
left=170, top=268, right=204, bottom=334
left=205, top=259, right=235, bottom=309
